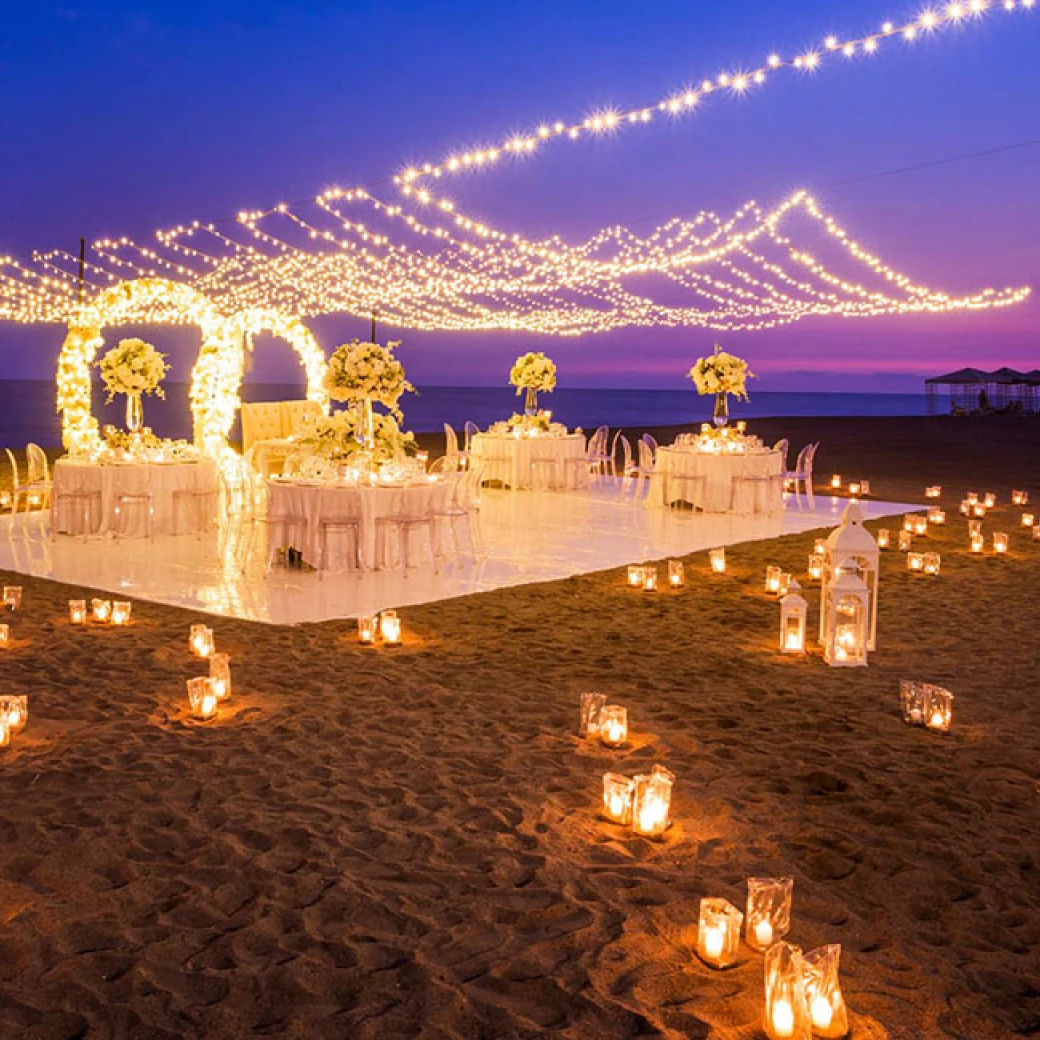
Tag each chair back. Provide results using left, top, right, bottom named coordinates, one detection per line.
left=804, top=442, right=819, bottom=480
left=619, top=435, right=633, bottom=474
left=638, top=438, right=654, bottom=471
left=589, top=425, right=608, bottom=455
left=5, top=448, right=20, bottom=491
left=444, top=423, right=460, bottom=458
left=641, top=433, right=658, bottom=456
left=241, top=402, right=286, bottom=452
left=26, top=443, right=50, bottom=484
left=429, top=454, right=460, bottom=476
left=772, top=438, right=789, bottom=470
left=793, top=442, right=813, bottom=475
left=111, top=464, right=153, bottom=500
left=463, top=421, right=479, bottom=452
left=453, top=462, right=485, bottom=511
left=280, top=400, right=324, bottom=438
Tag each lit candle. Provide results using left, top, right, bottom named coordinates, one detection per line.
left=811, top=995, right=833, bottom=1031
left=771, top=999, right=795, bottom=1038
left=765, top=566, right=782, bottom=594
left=927, top=507, right=945, bottom=525
left=601, top=772, right=635, bottom=825
left=984, top=492, right=996, bottom=508
left=993, top=532, right=1009, bottom=555
left=907, top=552, right=924, bottom=572
left=187, top=677, right=218, bottom=720
left=69, top=600, right=86, bottom=624
left=1022, top=513, right=1035, bottom=528
left=925, top=485, right=942, bottom=499
left=190, top=624, right=214, bottom=658
left=1011, top=489, right=1028, bottom=505
left=0, top=720, right=9, bottom=748
left=709, top=548, right=726, bottom=574
left=92, top=599, right=112, bottom=623
left=641, top=567, right=658, bottom=592
left=357, top=615, right=379, bottom=644
left=807, top=554, right=823, bottom=580
left=923, top=553, right=941, bottom=576
left=209, top=652, right=231, bottom=699
left=380, top=610, right=402, bottom=645
left=847, top=481, right=861, bottom=497
left=876, top=529, right=890, bottom=549
left=111, top=601, right=131, bottom=626
left=813, top=538, right=826, bottom=556
left=830, top=474, right=841, bottom=490
left=898, top=531, right=912, bottom=552
left=755, top=919, right=774, bottom=947
left=631, top=765, right=674, bottom=838
left=599, top=705, right=628, bottom=749
left=2, top=587, right=22, bottom=611
left=627, top=565, right=643, bottom=588
left=667, top=560, right=685, bottom=587
left=970, top=533, right=985, bottom=554
left=0, top=624, right=8, bottom=648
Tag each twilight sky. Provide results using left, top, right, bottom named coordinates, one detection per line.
left=0, top=0, right=1037, bottom=392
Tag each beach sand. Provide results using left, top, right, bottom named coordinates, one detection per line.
left=0, top=415, right=1037, bottom=1038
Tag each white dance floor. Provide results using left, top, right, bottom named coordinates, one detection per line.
left=0, top=484, right=914, bottom=625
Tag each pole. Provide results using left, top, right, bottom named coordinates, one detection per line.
left=77, top=237, right=86, bottom=303
left=370, top=310, right=377, bottom=342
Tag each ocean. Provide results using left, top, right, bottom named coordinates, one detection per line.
left=1, top=381, right=928, bottom=450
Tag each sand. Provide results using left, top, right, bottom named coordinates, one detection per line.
left=0, top=415, right=1037, bottom=1039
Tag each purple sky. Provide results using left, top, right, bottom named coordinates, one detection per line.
left=0, top=0, right=1037, bottom=392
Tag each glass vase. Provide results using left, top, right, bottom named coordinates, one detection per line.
left=524, top=386, right=539, bottom=416
left=713, top=391, right=729, bottom=428
left=354, top=396, right=375, bottom=450
left=125, top=392, right=143, bottom=433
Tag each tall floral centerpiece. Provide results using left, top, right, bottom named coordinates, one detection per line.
left=322, top=340, right=414, bottom=451
left=688, top=344, right=753, bottom=427
left=97, top=338, right=169, bottom=433
left=510, top=352, right=557, bottom=415
left=296, top=411, right=415, bottom=465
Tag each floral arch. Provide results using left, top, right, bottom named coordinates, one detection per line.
left=57, top=278, right=224, bottom=454
left=189, top=308, right=328, bottom=457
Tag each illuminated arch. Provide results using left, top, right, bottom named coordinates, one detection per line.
left=190, top=308, right=328, bottom=457
left=57, top=278, right=223, bottom=454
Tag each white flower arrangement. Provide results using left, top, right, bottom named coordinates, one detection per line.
left=322, top=340, right=414, bottom=417
left=97, top=338, right=169, bottom=402
left=296, top=410, right=415, bottom=463
left=509, top=351, right=557, bottom=394
left=688, top=345, right=753, bottom=400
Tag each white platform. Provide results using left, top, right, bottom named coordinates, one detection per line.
left=0, top=485, right=914, bottom=625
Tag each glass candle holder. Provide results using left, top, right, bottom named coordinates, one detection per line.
left=602, top=772, right=635, bottom=825
left=357, top=615, right=379, bottom=644
left=898, top=531, right=912, bottom=552
left=0, top=719, right=9, bottom=747
left=970, top=532, right=985, bottom=554
left=696, top=897, right=744, bottom=969
left=847, top=481, right=861, bottom=497
left=876, top=529, right=890, bottom=550
left=830, top=474, right=841, bottom=490
left=776, top=573, right=792, bottom=598
left=0, top=624, right=8, bottom=648
left=580, top=692, right=607, bottom=738
left=92, top=598, right=112, bottom=623
left=923, top=552, right=941, bottom=576
left=209, top=652, right=231, bottom=700
left=627, top=564, right=644, bottom=588
left=415, top=450, right=429, bottom=471
left=958, top=499, right=970, bottom=516
left=924, top=685, right=953, bottom=733
left=764, top=942, right=811, bottom=1040
left=3, top=587, right=22, bottom=611
left=972, top=503, right=987, bottom=518
left=667, top=560, right=685, bottom=587
left=111, top=602, right=131, bottom=626
left=912, top=516, right=928, bottom=536
left=993, top=532, right=1009, bottom=555
left=803, top=944, right=849, bottom=1039
left=812, top=538, right=826, bottom=556
left=379, top=610, right=402, bottom=645
left=966, top=492, right=978, bottom=504
left=807, top=554, right=823, bottom=581
left=709, top=548, right=726, bottom=574
left=925, top=485, right=942, bottom=499
left=641, top=567, right=658, bottom=592
left=599, top=705, right=628, bottom=748
left=967, top=518, right=982, bottom=537
left=902, top=514, right=916, bottom=533
left=746, top=876, right=794, bottom=951
left=1011, top=489, right=1028, bottom=506
left=900, top=679, right=927, bottom=726
left=765, top=566, right=782, bottom=594
left=906, top=552, right=924, bottom=573
left=1021, top=512, right=1035, bottom=528
left=69, top=600, right=87, bottom=625
left=0, top=695, right=27, bottom=734
left=927, top=507, right=945, bottom=525
left=190, top=624, right=214, bottom=657
left=983, top=492, right=996, bottom=509
left=632, top=765, right=674, bottom=838
left=187, top=677, right=218, bottom=721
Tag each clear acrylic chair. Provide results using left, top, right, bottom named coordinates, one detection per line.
left=530, top=455, right=562, bottom=491
left=172, top=468, right=220, bottom=537
left=429, top=454, right=462, bottom=476
left=729, top=457, right=785, bottom=515
left=319, top=489, right=362, bottom=577
left=784, top=442, right=818, bottom=510
left=630, top=438, right=655, bottom=502
left=772, top=438, right=790, bottom=471
left=434, top=463, right=485, bottom=560
left=443, top=423, right=463, bottom=463
left=585, top=426, right=612, bottom=481
left=112, top=466, right=155, bottom=541
left=374, top=512, right=437, bottom=574
left=6, top=447, right=52, bottom=514
left=463, top=421, right=480, bottom=453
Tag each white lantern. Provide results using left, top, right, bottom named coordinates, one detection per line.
left=780, top=580, right=807, bottom=654
left=821, top=503, right=879, bottom=653
left=823, top=570, right=870, bottom=667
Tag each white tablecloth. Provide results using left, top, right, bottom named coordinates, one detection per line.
left=650, top=447, right=784, bottom=514
left=53, top=458, right=219, bottom=537
left=470, top=433, right=587, bottom=490
left=266, top=478, right=453, bottom=572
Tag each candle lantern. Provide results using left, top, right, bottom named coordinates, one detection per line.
left=190, top=624, right=214, bottom=657
left=187, top=677, right=218, bottom=721
left=847, top=481, right=861, bottom=497
left=92, top=598, right=112, bottom=623
left=966, top=492, right=978, bottom=505
left=709, top=548, right=726, bottom=574
left=958, top=499, right=970, bottom=516
left=925, top=485, right=942, bottom=499
left=900, top=679, right=927, bottom=726
left=860, top=479, right=871, bottom=496
left=902, top=514, right=916, bottom=533
left=876, top=529, right=889, bottom=550
left=830, top=474, right=841, bottom=490
left=927, top=507, right=945, bottom=525
left=983, top=492, right=996, bottom=509
left=641, top=566, right=659, bottom=592
left=967, top=519, right=982, bottom=538
left=820, top=503, right=879, bottom=654
left=667, top=560, right=685, bottom=587
left=580, top=692, right=607, bottom=738
left=924, top=685, right=954, bottom=733
left=111, top=601, right=131, bottom=626
left=1011, top=489, right=1029, bottom=506
left=632, top=764, right=675, bottom=838
left=823, top=571, right=870, bottom=667
left=0, top=720, right=8, bottom=748
left=807, top=554, right=823, bottom=581
left=357, top=615, right=379, bottom=644
left=599, top=705, right=629, bottom=748
left=803, top=944, right=849, bottom=1039
left=1021, top=512, right=1035, bottom=528
left=906, top=552, right=924, bottom=573
left=970, top=532, right=985, bottom=554
left=209, top=652, right=231, bottom=700
left=774, top=572, right=792, bottom=599
left=898, top=530, right=912, bottom=551
left=380, top=610, right=402, bottom=645
left=765, top=566, right=782, bottom=594
left=602, top=772, right=635, bottom=825
left=696, top=897, right=744, bottom=969
left=972, top=503, right=987, bottom=518
left=627, top=565, right=644, bottom=588
left=3, top=587, right=22, bottom=611
left=912, top=515, right=928, bottom=536
left=780, top=581, right=807, bottom=654
left=746, top=875, right=795, bottom=951
left=813, top=538, right=826, bottom=556
left=764, top=943, right=812, bottom=1040
left=69, top=600, right=87, bottom=625
left=416, top=450, right=429, bottom=471
left=993, top=532, right=1009, bottom=555
left=0, top=624, right=8, bottom=648
left=923, top=552, right=941, bottom=576
left=0, top=695, right=27, bottom=734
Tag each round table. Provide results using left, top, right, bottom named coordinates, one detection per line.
left=470, top=432, right=587, bottom=490
left=266, top=477, right=453, bottom=572
left=650, top=447, right=784, bottom=514
left=52, top=457, right=219, bottom=537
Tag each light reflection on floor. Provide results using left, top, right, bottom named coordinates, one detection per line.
left=0, top=484, right=914, bottom=625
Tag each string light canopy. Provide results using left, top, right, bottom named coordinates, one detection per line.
left=0, top=0, right=1033, bottom=338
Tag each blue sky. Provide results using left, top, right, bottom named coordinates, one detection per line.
left=0, top=0, right=1037, bottom=390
